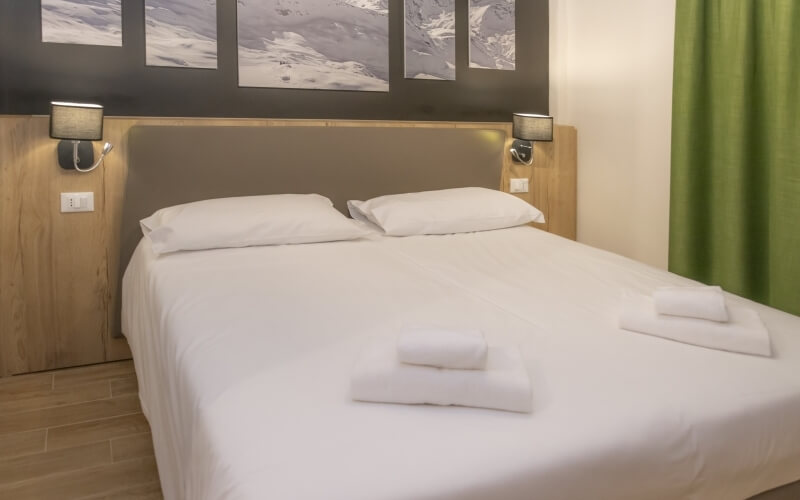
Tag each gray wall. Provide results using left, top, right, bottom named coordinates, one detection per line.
left=0, top=0, right=548, bottom=121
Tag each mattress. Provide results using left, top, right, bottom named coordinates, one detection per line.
left=122, top=226, right=800, bottom=500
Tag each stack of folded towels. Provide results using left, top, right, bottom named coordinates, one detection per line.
left=351, top=327, right=532, bottom=413
left=619, top=285, right=771, bottom=356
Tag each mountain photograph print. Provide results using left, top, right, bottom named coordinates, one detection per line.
left=237, top=0, right=390, bottom=92
left=145, top=0, right=218, bottom=69
left=404, top=0, right=456, bottom=80
left=41, top=0, right=122, bottom=46
left=469, top=0, right=515, bottom=70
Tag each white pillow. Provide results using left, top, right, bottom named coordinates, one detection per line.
left=141, top=194, right=369, bottom=255
left=348, top=187, right=545, bottom=237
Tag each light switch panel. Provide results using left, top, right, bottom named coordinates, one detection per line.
left=509, top=178, right=530, bottom=193
left=61, top=192, right=94, bottom=213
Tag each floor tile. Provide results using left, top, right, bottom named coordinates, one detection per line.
left=110, top=432, right=154, bottom=462
left=88, top=480, right=163, bottom=500
left=0, top=395, right=140, bottom=435
left=0, top=373, right=53, bottom=396
left=0, top=429, right=46, bottom=460
left=109, top=376, right=138, bottom=397
left=0, top=380, right=111, bottom=415
left=0, top=456, right=158, bottom=500
left=54, top=361, right=135, bottom=390
left=0, top=441, right=111, bottom=485
left=48, top=413, right=150, bottom=452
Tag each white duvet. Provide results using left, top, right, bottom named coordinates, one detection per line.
left=122, top=226, right=800, bottom=500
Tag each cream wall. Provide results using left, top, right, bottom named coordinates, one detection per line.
left=549, top=0, right=676, bottom=269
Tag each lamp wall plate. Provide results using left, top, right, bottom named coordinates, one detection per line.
left=57, top=140, right=93, bottom=170
left=510, top=139, right=533, bottom=163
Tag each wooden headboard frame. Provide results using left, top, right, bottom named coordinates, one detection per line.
left=115, top=124, right=507, bottom=336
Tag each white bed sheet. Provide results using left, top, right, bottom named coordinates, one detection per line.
left=122, top=226, right=800, bottom=500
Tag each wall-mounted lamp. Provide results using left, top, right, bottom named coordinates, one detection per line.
left=50, top=101, right=113, bottom=172
left=510, top=113, right=553, bottom=165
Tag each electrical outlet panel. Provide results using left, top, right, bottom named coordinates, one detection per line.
left=60, top=192, right=94, bottom=213
left=509, top=178, right=530, bottom=193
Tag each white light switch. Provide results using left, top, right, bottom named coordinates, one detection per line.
left=61, top=192, right=94, bottom=213
left=509, top=178, right=529, bottom=193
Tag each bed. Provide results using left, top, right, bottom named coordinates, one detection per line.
left=120, top=125, right=800, bottom=500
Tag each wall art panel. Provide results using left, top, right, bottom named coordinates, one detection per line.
left=404, top=0, right=456, bottom=80
left=41, top=0, right=122, bottom=46
left=237, top=0, right=389, bottom=92
left=469, top=0, right=515, bottom=70
left=145, top=0, right=217, bottom=69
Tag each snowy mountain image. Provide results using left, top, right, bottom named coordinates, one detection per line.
left=237, top=0, right=390, bottom=92
left=404, top=0, right=455, bottom=80
left=41, top=0, right=122, bottom=46
left=145, top=0, right=217, bottom=69
left=469, top=0, right=515, bottom=70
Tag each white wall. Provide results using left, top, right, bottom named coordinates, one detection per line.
left=549, top=0, right=676, bottom=269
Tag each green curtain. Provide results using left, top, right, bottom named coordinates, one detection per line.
left=670, top=0, right=800, bottom=316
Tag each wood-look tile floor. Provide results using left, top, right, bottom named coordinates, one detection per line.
left=0, top=361, right=163, bottom=499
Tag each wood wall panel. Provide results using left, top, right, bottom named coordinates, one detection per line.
left=531, top=126, right=578, bottom=240
left=1, top=117, right=109, bottom=375
left=0, top=116, right=576, bottom=376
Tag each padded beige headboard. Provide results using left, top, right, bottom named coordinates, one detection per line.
left=116, top=124, right=505, bottom=336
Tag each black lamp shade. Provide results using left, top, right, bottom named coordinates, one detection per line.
left=512, top=113, right=553, bottom=142
left=49, top=102, right=104, bottom=141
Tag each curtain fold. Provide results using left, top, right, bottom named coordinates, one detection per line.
left=670, top=0, right=800, bottom=315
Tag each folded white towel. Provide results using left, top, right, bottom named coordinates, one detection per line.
left=351, top=338, right=532, bottom=413
left=653, top=285, right=729, bottom=322
left=397, top=327, right=488, bottom=370
left=620, top=292, right=770, bottom=356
